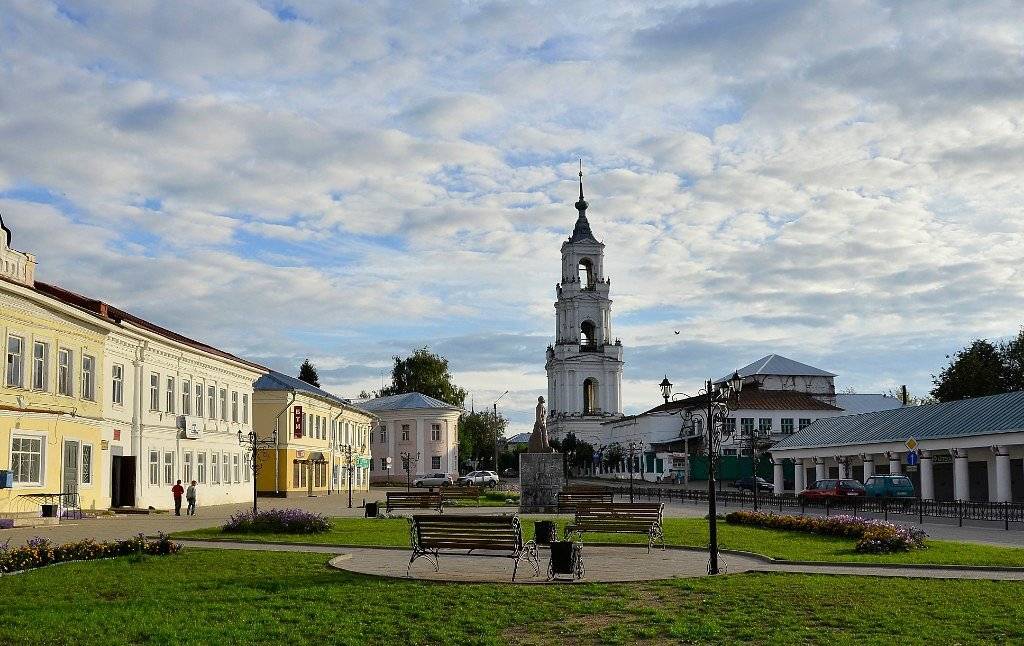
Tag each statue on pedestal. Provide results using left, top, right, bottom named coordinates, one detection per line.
left=527, top=396, right=551, bottom=453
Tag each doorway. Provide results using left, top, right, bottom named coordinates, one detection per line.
left=111, top=455, right=136, bottom=507
left=62, top=440, right=80, bottom=496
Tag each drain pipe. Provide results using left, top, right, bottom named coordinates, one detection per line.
left=272, top=392, right=296, bottom=495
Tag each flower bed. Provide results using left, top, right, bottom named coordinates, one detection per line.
left=223, top=508, right=330, bottom=534
left=0, top=533, right=181, bottom=574
left=725, top=510, right=927, bottom=553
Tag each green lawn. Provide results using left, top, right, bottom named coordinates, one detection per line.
left=0, top=549, right=1021, bottom=645
left=171, top=517, right=1024, bottom=567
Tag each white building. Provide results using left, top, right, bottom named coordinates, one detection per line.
left=358, top=392, right=462, bottom=484
left=546, top=170, right=624, bottom=444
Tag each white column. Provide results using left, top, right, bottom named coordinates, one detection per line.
left=995, top=446, right=1011, bottom=503
left=387, top=422, right=396, bottom=481
left=793, top=459, right=805, bottom=493
left=919, top=450, right=934, bottom=500
left=773, top=459, right=784, bottom=494
left=814, top=458, right=825, bottom=482
left=888, top=452, right=902, bottom=475
left=862, top=455, right=874, bottom=480
left=953, top=449, right=970, bottom=501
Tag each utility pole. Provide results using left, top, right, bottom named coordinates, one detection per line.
left=493, top=390, right=509, bottom=473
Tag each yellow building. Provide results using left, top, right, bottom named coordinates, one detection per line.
left=0, top=219, right=106, bottom=518
left=253, top=371, right=374, bottom=498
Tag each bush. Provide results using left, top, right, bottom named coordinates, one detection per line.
left=725, top=510, right=927, bottom=554
left=223, top=508, right=330, bottom=534
left=0, top=533, right=181, bottom=573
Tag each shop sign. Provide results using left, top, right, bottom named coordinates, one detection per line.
left=356, top=457, right=371, bottom=468
left=293, top=406, right=303, bottom=439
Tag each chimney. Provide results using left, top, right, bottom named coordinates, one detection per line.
left=900, top=385, right=908, bottom=406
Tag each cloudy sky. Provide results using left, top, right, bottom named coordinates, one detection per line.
left=2, top=1, right=1023, bottom=432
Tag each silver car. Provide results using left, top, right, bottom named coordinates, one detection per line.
left=456, top=470, right=499, bottom=487
left=412, top=473, right=453, bottom=488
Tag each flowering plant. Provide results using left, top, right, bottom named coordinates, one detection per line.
left=223, top=508, right=330, bottom=534
left=0, top=533, right=181, bottom=573
left=725, top=510, right=927, bottom=553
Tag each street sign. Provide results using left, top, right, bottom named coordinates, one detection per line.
left=906, top=465, right=918, bottom=472
left=906, top=451, right=919, bottom=466
left=356, top=457, right=370, bottom=468
left=905, top=437, right=918, bottom=451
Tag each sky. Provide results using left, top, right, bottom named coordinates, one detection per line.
left=2, top=1, right=1023, bottom=433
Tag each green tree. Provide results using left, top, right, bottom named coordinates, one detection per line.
left=457, top=411, right=507, bottom=470
left=602, top=444, right=624, bottom=470
left=379, top=347, right=467, bottom=408
left=930, top=339, right=1005, bottom=402
left=297, top=359, right=320, bottom=388
left=1001, top=328, right=1024, bottom=393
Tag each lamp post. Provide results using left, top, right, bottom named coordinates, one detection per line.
left=340, top=444, right=355, bottom=508
left=625, top=441, right=641, bottom=503
left=493, top=391, right=509, bottom=472
left=659, top=376, right=672, bottom=404
left=400, top=451, right=419, bottom=492
left=238, top=429, right=278, bottom=518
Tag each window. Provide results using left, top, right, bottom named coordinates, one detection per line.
left=11, top=436, right=43, bottom=485
left=6, top=334, right=24, bottom=387
left=197, top=452, right=207, bottom=484
left=758, top=418, right=772, bottom=434
left=293, top=461, right=300, bottom=487
left=149, top=373, right=160, bottom=410
left=401, top=428, right=409, bottom=441
left=583, top=377, right=598, bottom=413
left=781, top=418, right=794, bottom=434
left=208, top=386, right=216, bottom=419
left=242, top=394, right=249, bottom=424
left=58, top=348, right=73, bottom=396
left=231, top=391, right=239, bottom=423
left=233, top=454, right=240, bottom=483
left=149, top=451, right=159, bottom=485
left=723, top=448, right=738, bottom=456
left=243, top=454, right=251, bottom=482
left=380, top=457, right=388, bottom=470
left=222, top=452, right=230, bottom=484
left=184, top=452, right=193, bottom=483
left=219, top=389, right=227, bottom=421
left=182, top=380, right=191, bottom=415
left=211, top=453, right=220, bottom=484
left=32, top=341, right=48, bottom=390
left=195, top=384, right=204, bottom=418
left=741, top=418, right=754, bottom=436
left=165, top=377, right=175, bottom=413
left=431, top=455, right=441, bottom=470
left=431, top=428, right=441, bottom=442
left=723, top=418, right=736, bottom=435
left=798, top=418, right=812, bottom=431
left=81, top=444, right=92, bottom=485
left=163, top=452, right=174, bottom=485
left=379, top=428, right=387, bottom=444
left=82, top=355, right=96, bottom=401
left=112, top=364, right=124, bottom=405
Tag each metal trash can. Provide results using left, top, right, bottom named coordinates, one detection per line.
left=364, top=501, right=378, bottom=518
left=548, top=540, right=584, bottom=580
left=41, top=504, right=57, bottom=518
left=534, top=520, right=556, bottom=545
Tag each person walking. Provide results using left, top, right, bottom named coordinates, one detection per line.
left=186, top=480, right=198, bottom=516
left=171, top=480, right=185, bottom=516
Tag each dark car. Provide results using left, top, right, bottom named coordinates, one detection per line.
left=733, top=476, right=773, bottom=492
left=798, top=479, right=866, bottom=503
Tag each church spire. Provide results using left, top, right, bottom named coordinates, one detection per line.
left=568, top=160, right=598, bottom=244
left=574, top=159, right=588, bottom=214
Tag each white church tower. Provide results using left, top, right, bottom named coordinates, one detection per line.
left=546, top=165, right=624, bottom=444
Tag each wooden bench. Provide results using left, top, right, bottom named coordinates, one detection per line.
left=557, top=490, right=614, bottom=514
left=440, top=486, right=482, bottom=504
left=408, top=514, right=540, bottom=581
left=563, top=485, right=614, bottom=495
left=564, top=503, right=665, bottom=552
left=386, top=491, right=443, bottom=514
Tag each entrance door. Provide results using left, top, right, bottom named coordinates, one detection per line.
left=110, top=456, right=137, bottom=507
left=62, top=440, right=80, bottom=496
left=968, top=461, right=990, bottom=502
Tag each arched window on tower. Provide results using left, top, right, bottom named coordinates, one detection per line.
left=578, top=258, right=595, bottom=289
left=583, top=378, right=599, bottom=414
left=580, top=320, right=596, bottom=350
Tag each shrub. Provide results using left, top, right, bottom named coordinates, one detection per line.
left=0, top=533, right=181, bottom=573
left=223, top=508, right=330, bottom=534
left=725, top=510, right=926, bottom=554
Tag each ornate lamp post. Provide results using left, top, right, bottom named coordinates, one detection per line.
left=400, top=451, right=419, bottom=492
left=659, top=376, right=672, bottom=404
left=238, top=429, right=278, bottom=518
left=625, top=441, right=641, bottom=503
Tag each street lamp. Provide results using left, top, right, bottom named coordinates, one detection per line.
left=238, top=429, right=278, bottom=518
left=659, top=376, right=673, bottom=404
left=493, top=390, right=509, bottom=472
left=400, top=451, right=419, bottom=492
left=625, top=441, right=641, bottom=503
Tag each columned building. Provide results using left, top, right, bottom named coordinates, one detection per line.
left=546, top=169, right=624, bottom=444
left=359, top=392, right=462, bottom=484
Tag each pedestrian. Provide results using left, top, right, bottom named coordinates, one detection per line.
left=186, top=480, right=198, bottom=516
left=171, top=479, right=185, bottom=516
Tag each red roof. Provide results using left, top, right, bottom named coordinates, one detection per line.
left=643, top=388, right=840, bottom=415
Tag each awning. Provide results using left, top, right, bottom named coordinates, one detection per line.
left=308, top=452, right=326, bottom=462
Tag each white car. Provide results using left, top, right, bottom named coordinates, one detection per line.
left=457, top=471, right=499, bottom=487
left=412, top=473, right=453, bottom=488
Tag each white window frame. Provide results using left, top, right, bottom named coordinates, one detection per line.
left=242, top=393, right=249, bottom=424
left=11, top=434, right=44, bottom=486
left=233, top=453, right=240, bottom=483
left=81, top=354, right=96, bottom=401
left=208, top=385, right=216, bottom=419
left=431, top=429, right=441, bottom=442
left=182, top=379, right=192, bottom=415
left=195, top=383, right=204, bottom=418
left=243, top=453, right=251, bottom=482
left=149, top=373, right=160, bottom=411
left=149, top=450, right=160, bottom=485
left=222, top=452, right=230, bottom=484
left=431, top=455, right=441, bottom=470
left=211, top=453, right=220, bottom=484
left=197, top=452, right=207, bottom=484
left=32, top=341, right=48, bottom=391
left=163, top=451, right=174, bottom=485
left=231, top=391, right=239, bottom=423
left=219, top=388, right=227, bottom=421
left=166, top=376, right=176, bottom=414
left=6, top=334, right=24, bottom=388
left=81, top=443, right=93, bottom=485
left=111, top=363, right=124, bottom=406
left=57, top=348, right=73, bottom=396
left=184, top=451, right=193, bottom=483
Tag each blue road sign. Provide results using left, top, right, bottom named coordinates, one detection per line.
left=906, top=450, right=919, bottom=466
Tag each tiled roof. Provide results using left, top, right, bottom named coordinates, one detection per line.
left=643, top=388, right=840, bottom=415
left=836, top=393, right=904, bottom=415
left=506, top=432, right=532, bottom=444
left=716, top=354, right=836, bottom=383
left=253, top=371, right=367, bottom=413
left=772, top=390, right=1024, bottom=451
left=356, top=392, right=463, bottom=412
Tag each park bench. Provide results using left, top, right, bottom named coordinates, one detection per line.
left=407, top=514, right=540, bottom=581
left=556, top=490, right=614, bottom=514
left=564, top=503, right=665, bottom=552
left=386, top=491, right=443, bottom=514
left=440, top=486, right=482, bottom=505
left=562, top=484, right=614, bottom=495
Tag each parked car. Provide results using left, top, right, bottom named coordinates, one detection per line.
left=798, top=479, right=866, bottom=503
left=501, top=468, right=519, bottom=478
left=864, top=475, right=916, bottom=498
left=457, top=470, right=499, bottom=487
left=733, top=476, right=774, bottom=492
left=412, top=473, right=453, bottom=488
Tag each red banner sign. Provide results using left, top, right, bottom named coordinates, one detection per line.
left=293, top=406, right=303, bottom=439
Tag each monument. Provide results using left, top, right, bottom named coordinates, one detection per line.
left=519, top=396, right=565, bottom=513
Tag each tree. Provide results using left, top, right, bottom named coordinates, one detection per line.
left=930, top=339, right=1005, bottom=402
left=379, top=347, right=467, bottom=408
left=1001, top=328, right=1024, bottom=393
left=357, top=389, right=375, bottom=400
left=297, top=359, right=320, bottom=388
left=457, top=411, right=507, bottom=469
left=882, top=387, right=936, bottom=407
left=602, top=444, right=624, bottom=470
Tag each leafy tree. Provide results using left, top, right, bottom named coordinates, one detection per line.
left=297, top=359, right=320, bottom=388
left=1001, top=328, right=1024, bottom=393
left=379, top=347, right=467, bottom=408
left=602, top=444, right=624, bottom=469
left=458, top=410, right=507, bottom=469
left=882, top=387, right=936, bottom=407
left=357, top=389, right=375, bottom=400
left=930, top=339, right=1005, bottom=402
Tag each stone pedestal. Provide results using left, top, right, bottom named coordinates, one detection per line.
left=519, top=453, right=565, bottom=513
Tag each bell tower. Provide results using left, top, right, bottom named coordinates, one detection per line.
left=545, top=164, right=624, bottom=443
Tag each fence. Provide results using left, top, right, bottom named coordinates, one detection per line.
left=600, top=484, right=1024, bottom=530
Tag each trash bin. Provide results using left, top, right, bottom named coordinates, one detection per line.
left=534, top=520, right=556, bottom=545
left=41, top=504, right=57, bottom=518
left=548, top=540, right=583, bottom=580
left=364, top=501, right=378, bottom=518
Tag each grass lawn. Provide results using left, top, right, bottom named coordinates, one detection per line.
left=0, top=548, right=1022, bottom=645
left=172, top=517, right=1024, bottom=567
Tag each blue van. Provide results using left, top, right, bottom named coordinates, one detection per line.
left=864, top=475, right=915, bottom=498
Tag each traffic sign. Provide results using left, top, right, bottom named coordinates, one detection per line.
left=906, top=451, right=919, bottom=466
left=905, top=437, right=918, bottom=451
